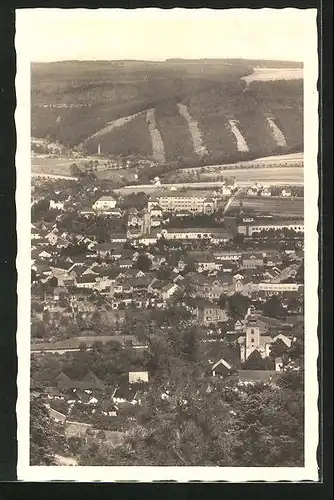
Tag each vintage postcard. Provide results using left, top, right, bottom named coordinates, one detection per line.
left=15, top=8, right=319, bottom=481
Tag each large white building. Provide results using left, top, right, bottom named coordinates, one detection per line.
left=251, top=283, right=302, bottom=295
left=157, top=228, right=231, bottom=242
left=148, top=191, right=218, bottom=214
left=238, top=219, right=304, bottom=236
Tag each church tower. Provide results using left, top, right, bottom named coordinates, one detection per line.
left=244, top=318, right=261, bottom=361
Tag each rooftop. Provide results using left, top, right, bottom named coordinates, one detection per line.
left=95, top=196, right=116, bottom=202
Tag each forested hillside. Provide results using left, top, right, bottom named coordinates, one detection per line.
left=31, top=59, right=303, bottom=165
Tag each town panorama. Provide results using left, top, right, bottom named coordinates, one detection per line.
left=30, top=58, right=305, bottom=468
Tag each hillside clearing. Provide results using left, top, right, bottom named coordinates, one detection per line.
left=146, top=109, right=165, bottom=163
left=266, top=117, right=287, bottom=147
left=177, top=103, right=207, bottom=158
left=228, top=120, right=249, bottom=152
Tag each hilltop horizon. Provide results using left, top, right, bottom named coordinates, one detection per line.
left=31, top=58, right=303, bottom=66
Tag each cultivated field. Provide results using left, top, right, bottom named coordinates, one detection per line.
left=166, top=166, right=303, bottom=185
left=242, top=67, right=303, bottom=84
left=115, top=166, right=303, bottom=196
left=31, top=156, right=80, bottom=176
left=228, top=195, right=304, bottom=217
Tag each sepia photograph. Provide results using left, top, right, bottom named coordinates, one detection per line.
left=15, top=7, right=319, bottom=481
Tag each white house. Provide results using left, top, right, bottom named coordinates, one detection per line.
left=50, top=200, right=65, bottom=210
left=129, top=371, right=149, bottom=384
left=281, top=188, right=292, bottom=197
left=92, top=196, right=117, bottom=211
left=261, top=187, right=272, bottom=197
left=161, top=283, right=179, bottom=301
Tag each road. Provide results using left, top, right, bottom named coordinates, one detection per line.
left=223, top=188, right=243, bottom=215
left=115, top=170, right=303, bottom=195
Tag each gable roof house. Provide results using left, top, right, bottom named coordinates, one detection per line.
left=195, top=299, right=228, bottom=325
left=94, top=242, right=116, bottom=258
left=92, top=195, right=117, bottom=211
left=161, top=283, right=179, bottom=301
left=210, top=358, right=233, bottom=378
left=76, top=275, right=98, bottom=289
left=56, top=371, right=106, bottom=392
left=242, top=252, right=264, bottom=269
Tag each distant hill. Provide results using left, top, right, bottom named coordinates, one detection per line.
left=31, top=59, right=303, bottom=165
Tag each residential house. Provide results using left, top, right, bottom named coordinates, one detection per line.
left=49, top=199, right=65, bottom=210
left=247, top=186, right=259, bottom=196
left=45, top=231, right=59, bottom=246
left=195, top=300, right=228, bottom=325
left=56, top=371, right=106, bottom=392
left=110, top=232, right=127, bottom=243
left=261, top=187, right=272, bottom=197
left=92, top=195, right=117, bottom=211
left=56, top=238, right=70, bottom=249
left=94, top=243, right=116, bottom=258
left=129, top=371, right=149, bottom=384
left=117, top=259, right=133, bottom=269
left=281, top=188, right=292, bottom=197
left=210, top=358, right=233, bottom=378
left=161, top=283, right=179, bottom=301
left=148, top=204, right=163, bottom=218
left=242, top=252, right=264, bottom=269
left=76, top=275, right=97, bottom=289
left=185, top=273, right=232, bottom=300
left=213, top=250, right=242, bottom=262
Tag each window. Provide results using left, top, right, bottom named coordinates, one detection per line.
left=251, top=328, right=254, bottom=334
left=251, top=338, right=254, bottom=343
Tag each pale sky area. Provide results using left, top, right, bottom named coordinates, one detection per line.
left=16, top=8, right=316, bottom=63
